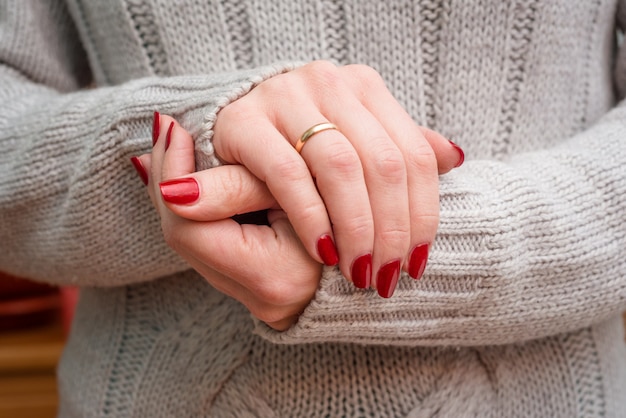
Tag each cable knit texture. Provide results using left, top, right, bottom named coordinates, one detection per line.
left=0, top=0, right=625, bottom=417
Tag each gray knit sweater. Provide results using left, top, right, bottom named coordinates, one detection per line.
left=1, top=0, right=625, bottom=417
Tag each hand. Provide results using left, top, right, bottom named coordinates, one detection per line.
left=208, top=61, right=463, bottom=296
left=134, top=115, right=322, bottom=331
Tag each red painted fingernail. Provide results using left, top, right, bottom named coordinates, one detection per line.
left=449, top=140, right=465, bottom=168
left=152, top=111, right=160, bottom=146
left=351, top=253, right=372, bottom=289
left=130, top=157, right=148, bottom=186
left=317, top=235, right=339, bottom=266
left=377, top=259, right=401, bottom=298
left=159, top=178, right=199, bottom=204
left=165, top=121, right=174, bottom=151
left=408, top=244, right=429, bottom=280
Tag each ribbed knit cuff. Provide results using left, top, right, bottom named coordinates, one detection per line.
left=192, top=62, right=302, bottom=170
left=0, top=63, right=302, bottom=287
left=252, top=115, right=626, bottom=347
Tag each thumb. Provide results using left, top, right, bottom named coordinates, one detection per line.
left=149, top=115, right=278, bottom=221
left=159, top=165, right=278, bottom=221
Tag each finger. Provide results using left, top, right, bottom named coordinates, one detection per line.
left=181, top=249, right=300, bottom=327
left=149, top=113, right=173, bottom=205
left=164, top=215, right=320, bottom=325
left=130, top=155, right=150, bottom=187
left=145, top=131, right=316, bottom=327
left=340, top=66, right=443, bottom=282
left=278, top=111, right=377, bottom=288
left=417, top=127, right=465, bottom=173
left=150, top=114, right=278, bottom=221
left=160, top=115, right=195, bottom=180
left=178, top=249, right=299, bottom=330
left=135, top=153, right=161, bottom=213
left=277, top=107, right=384, bottom=291
left=264, top=315, right=299, bottom=331
left=276, top=63, right=413, bottom=296
left=166, top=218, right=319, bottom=306
left=159, top=165, right=278, bottom=221
left=341, top=65, right=464, bottom=174
left=213, top=107, right=337, bottom=267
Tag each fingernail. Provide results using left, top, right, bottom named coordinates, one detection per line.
left=351, top=253, right=372, bottom=289
left=159, top=178, right=199, bottom=204
left=129, top=157, right=148, bottom=186
left=317, top=235, right=339, bottom=266
left=165, top=121, right=174, bottom=151
left=408, top=244, right=429, bottom=280
left=449, top=140, right=465, bottom=168
left=152, top=111, right=160, bottom=146
left=377, top=259, right=401, bottom=298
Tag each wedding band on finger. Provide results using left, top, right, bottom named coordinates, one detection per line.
left=295, top=122, right=339, bottom=154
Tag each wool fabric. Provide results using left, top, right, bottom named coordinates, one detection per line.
left=0, top=0, right=625, bottom=417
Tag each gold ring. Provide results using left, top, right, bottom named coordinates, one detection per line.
left=295, top=122, right=338, bottom=153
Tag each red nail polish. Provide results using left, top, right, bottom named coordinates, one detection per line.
left=165, top=121, right=174, bottom=151
left=351, top=254, right=372, bottom=289
left=152, top=111, right=160, bottom=146
left=317, top=235, right=339, bottom=266
left=130, top=157, right=148, bottom=186
left=377, top=259, right=400, bottom=298
left=408, top=244, right=429, bottom=280
left=449, top=140, right=465, bottom=168
left=159, top=178, right=199, bottom=204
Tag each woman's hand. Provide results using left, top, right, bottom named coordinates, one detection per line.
left=170, top=61, right=463, bottom=297
left=134, top=115, right=322, bottom=331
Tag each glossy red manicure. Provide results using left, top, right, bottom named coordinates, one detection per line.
left=408, top=244, right=429, bottom=280
left=159, top=178, right=199, bottom=204
left=165, top=121, right=174, bottom=151
left=152, top=111, right=160, bottom=146
left=449, top=140, right=465, bottom=168
left=351, top=254, right=372, bottom=289
left=317, top=235, right=339, bottom=266
left=377, top=259, right=401, bottom=298
left=130, top=156, right=148, bottom=186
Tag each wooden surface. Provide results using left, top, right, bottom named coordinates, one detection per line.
left=0, top=318, right=64, bottom=418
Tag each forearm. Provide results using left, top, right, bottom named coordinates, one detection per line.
left=0, top=63, right=296, bottom=287
left=253, top=106, right=626, bottom=346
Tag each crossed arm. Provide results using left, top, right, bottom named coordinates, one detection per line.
left=134, top=61, right=463, bottom=329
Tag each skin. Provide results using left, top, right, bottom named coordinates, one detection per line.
left=137, top=62, right=462, bottom=330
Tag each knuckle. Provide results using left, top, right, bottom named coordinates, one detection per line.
left=378, top=225, right=411, bottom=248
left=406, top=142, right=438, bottom=173
left=251, top=307, right=291, bottom=325
left=272, top=155, right=308, bottom=183
left=224, top=168, right=247, bottom=197
left=297, top=200, right=326, bottom=227
left=254, top=281, right=294, bottom=308
left=412, top=212, right=440, bottom=233
left=371, top=146, right=406, bottom=183
left=324, top=143, right=362, bottom=178
left=214, top=102, right=264, bottom=150
left=257, top=72, right=300, bottom=103
left=304, top=60, right=343, bottom=92
left=218, top=99, right=253, bottom=124
left=344, top=64, right=386, bottom=89
left=339, top=213, right=372, bottom=238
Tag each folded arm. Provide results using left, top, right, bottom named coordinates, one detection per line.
left=0, top=0, right=295, bottom=286
left=253, top=106, right=626, bottom=346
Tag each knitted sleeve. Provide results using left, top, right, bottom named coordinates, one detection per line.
left=253, top=117, right=626, bottom=346
left=0, top=1, right=293, bottom=286
left=251, top=45, right=626, bottom=347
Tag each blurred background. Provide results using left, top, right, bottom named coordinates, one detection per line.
left=0, top=273, right=624, bottom=418
left=0, top=272, right=77, bottom=418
